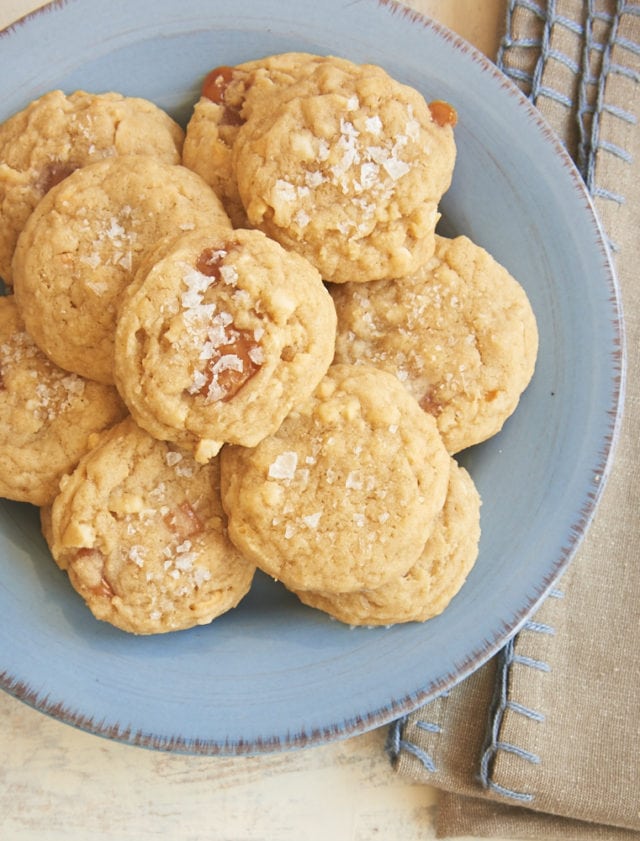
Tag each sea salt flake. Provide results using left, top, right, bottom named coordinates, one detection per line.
left=220, top=264, right=238, bottom=285
left=294, top=208, right=311, bottom=228
left=165, top=451, right=183, bottom=466
left=175, top=553, right=197, bottom=571
left=382, top=155, right=410, bottom=181
left=305, top=170, right=326, bottom=188
left=359, top=162, right=379, bottom=189
left=274, top=179, right=297, bottom=203
left=302, top=512, right=322, bottom=528
left=248, top=346, right=264, bottom=365
left=317, top=139, right=331, bottom=161
left=211, top=354, right=244, bottom=375
left=194, top=568, right=212, bottom=586
left=268, top=451, right=298, bottom=480
left=128, top=546, right=145, bottom=567
left=365, top=115, right=383, bottom=135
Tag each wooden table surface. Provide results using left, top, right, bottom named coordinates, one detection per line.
left=0, top=2, right=521, bottom=839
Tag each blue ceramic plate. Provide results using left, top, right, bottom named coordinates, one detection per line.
left=0, top=0, right=623, bottom=754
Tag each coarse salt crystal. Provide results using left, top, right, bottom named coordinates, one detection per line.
left=193, top=568, right=212, bottom=586
left=381, top=156, right=410, bottom=181
left=302, top=512, right=322, bottom=528
left=365, top=115, right=383, bottom=135
left=165, top=451, right=183, bottom=466
left=128, top=546, right=145, bottom=567
left=268, top=451, right=298, bottom=480
left=294, top=208, right=311, bottom=228
left=248, top=346, right=264, bottom=365
left=219, top=264, right=238, bottom=285
left=305, top=170, right=325, bottom=188
left=274, top=179, right=297, bottom=203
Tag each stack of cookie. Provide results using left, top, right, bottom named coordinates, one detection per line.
left=0, top=53, right=538, bottom=634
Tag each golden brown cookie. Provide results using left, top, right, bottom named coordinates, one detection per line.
left=331, top=234, right=539, bottom=453
left=12, top=154, right=231, bottom=384
left=183, top=52, right=330, bottom=226
left=0, top=295, right=127, bottom=506
left=294, top=458, right=480, bottom=625
left=114, top=226, right=337, bottom=462
left=220, top=363, right=450, bottom=593
left=233, top=55, right=456, bottom=282
left=0, top=90, right=184, bottom=284
left=45, top=417, right=255, bottom=635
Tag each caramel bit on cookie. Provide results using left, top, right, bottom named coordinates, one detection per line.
left=182, top=251, right=264, bottom=403
left=199, top=326, right=263, bottom=402
left=36, top=160, right=79, bottom=194
left=428, top=100, right=458, bottom=128
left=195, top=247, right=227, bottom=280
left=73, top=547, right=115, bottom=599
left=202, top=65, right=235, bottom=103
left=419, top=389, right=443, bottom=417
left=163, top=500, right=204, bottom=540
left=201, top=65, right=245, bottom=126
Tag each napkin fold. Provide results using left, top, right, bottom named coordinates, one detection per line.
left=388, top=1, right=640, bottom=838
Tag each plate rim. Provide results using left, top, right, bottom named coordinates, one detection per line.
left=0, top=0, right=626, bottom=755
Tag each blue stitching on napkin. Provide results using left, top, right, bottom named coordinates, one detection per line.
left=476, top=603, right=561, bottom=803
left=416, top=720, right=442, bottom=734
left=498, top=0, right=638, bottom=254
left=505, top=700, right=546, bottom=722
left=510, top=653, right=552, bottom=672
left=522, top=620, right=555, bottom=634
left=386, top=716, right=438, bottom=772
left=494, top=741, right=541, bottom=764
left=387, top=691, right=451, bottom=771
left=478, top=638, right=536, bottom=803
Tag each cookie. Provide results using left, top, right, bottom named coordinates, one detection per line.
left=220, top=363, right=450, bottom=593
left=0, top=295, right=127, bottom=506
left=331, top=234, right=539, bottom=453
left=114, top=226, right=337, bottom=462
left=0, top=90, right=184, bottom=284
left=12, top=154, right=231, bottom=384
left=45, top=416, right=255, bottom=635
left=233, top=56, right=456, bottom=283
left=294, top=458, right=480, bottom=626
left=183, top=52, right=332, bottom=226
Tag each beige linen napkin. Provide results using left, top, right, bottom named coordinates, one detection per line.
left=389, top=2, right=640, bottom=838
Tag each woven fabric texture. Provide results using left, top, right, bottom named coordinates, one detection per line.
left=390, top=2, right=640, bottom=838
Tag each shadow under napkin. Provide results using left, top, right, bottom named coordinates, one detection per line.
left=389, top=1, right=640, bottom=838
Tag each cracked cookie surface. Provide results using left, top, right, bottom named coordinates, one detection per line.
left=114, top=226, right=336, bottom=462
left=233, top=56, right=456, bottom=283
left=0, top=295, right=127, bottom=505
left=0, top=90, right=184, bottom=284
left=45, top=417, right=255, bottom=634
left=12, top=155, right=230, bottom=384
left=220, top=363, right=450, bottom=593
left=294, top=458, right=481, bottom=625
left=331, top=234, right=539, bottom=452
